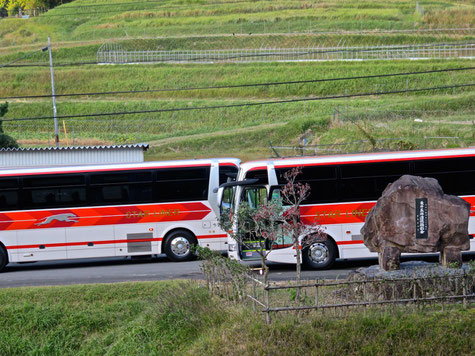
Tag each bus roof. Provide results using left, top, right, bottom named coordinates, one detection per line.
left=0, top=157, right=241, bottom=177
left=240, top=147, right=475, bottom=172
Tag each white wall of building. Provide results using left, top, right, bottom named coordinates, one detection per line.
left=0, top=144, right=148, bottom=167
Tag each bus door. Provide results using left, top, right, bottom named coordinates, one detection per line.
left=240, top=186, right=291, bottom=260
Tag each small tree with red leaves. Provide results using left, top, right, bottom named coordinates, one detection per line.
left=220, top=167, right=324, bottom=287
left=279, top=167, right=326, bottom=287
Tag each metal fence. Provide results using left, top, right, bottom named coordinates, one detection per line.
left=247, top=271, right=475, bottom=323
left=97, top=42, right=475, bottom=64
left=269, top=137, right=463, bottom=158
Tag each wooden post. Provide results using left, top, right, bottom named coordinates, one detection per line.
left=265, top=283, right=271, bottom=324
left=462, top=271, right=467, bottom=308
left=252, top=278, right=257, bottom=311
left=315, top=283, right=319, bottom=308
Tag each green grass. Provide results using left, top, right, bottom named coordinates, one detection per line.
left=0, top=0, right=474, bottom=47
left=1, top=59, right=474, bottom=160
left=1, top=59, right=474, bottom=98
left=0, top=281, right=473, bottom=355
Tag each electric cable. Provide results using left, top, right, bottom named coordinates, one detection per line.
left=2, top=83, right=473, bottom=122
left=1, top=66, right=473, bottom=101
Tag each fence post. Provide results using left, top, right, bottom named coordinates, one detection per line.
left=252, top=277, right=257, bottom=311
left=363, top=280, right=367, bottom=315
left=462, top=271, right=467, bottom=308
left=315, top=282, right=319, bottom=309
left=265, top=283, right=271, bottom=324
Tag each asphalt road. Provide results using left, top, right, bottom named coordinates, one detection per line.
left=1, top=253, right=473, bottom=288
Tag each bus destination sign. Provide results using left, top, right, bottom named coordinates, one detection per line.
left=415, top=198, right=429, bottom=239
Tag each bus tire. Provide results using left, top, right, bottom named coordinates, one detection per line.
left=0, top=246, right=8, bottom=272
left=302, top=238, right=336, bottom=270
left=163, top=230, right=197, bottom=262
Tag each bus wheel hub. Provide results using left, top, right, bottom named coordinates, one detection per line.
left=309, top=243, right=328, bottom=263
left=171, top=237, right=190, bottom=256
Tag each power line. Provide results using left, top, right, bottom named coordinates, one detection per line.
left=3, top=83, right=474, bottom=122
left=0, top=47, right=48, bottom=69
left=1, top=66, right=474, bottom=101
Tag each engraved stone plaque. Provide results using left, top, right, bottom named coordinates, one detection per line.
left=415, top=198, right=428, bottom=239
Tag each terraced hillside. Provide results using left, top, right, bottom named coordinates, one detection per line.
left=0, top=0, right=474, bottom=160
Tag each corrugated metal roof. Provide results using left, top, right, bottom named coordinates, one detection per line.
left=0, top=143, right=149, bottom=152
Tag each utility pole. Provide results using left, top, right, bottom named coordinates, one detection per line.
left=47, top=36, right=59, bottom=147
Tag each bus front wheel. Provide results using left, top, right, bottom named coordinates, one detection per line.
left=163, top=230, right=197, bottom=262
left=302, top=239, right=336, bottom=270
left=0, top=246, right=8, bottom=272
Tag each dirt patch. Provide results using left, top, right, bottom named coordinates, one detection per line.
left=18, top=138, right=114, bottom=146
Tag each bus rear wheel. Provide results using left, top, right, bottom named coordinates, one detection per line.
left=163, top=230, right=197, bottom=262
left=302, top=239, right=336, bottom=270
left=0, top=246, right=8, bottom=272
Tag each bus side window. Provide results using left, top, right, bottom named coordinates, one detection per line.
left=269, top=186, right=282, bottom=203
left=242, top=187, right=267, bottom=209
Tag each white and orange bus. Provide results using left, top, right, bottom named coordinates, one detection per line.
left=0, top=158, right=240, bottom=271
left=221, top=148, right=475, bottom=269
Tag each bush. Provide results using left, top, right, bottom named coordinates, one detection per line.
left=0, top=102, right=19, bottom=148
left=0, top=133, right=19, bottom=148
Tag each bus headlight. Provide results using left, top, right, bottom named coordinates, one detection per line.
left=228, top=243, right=237, bottom=252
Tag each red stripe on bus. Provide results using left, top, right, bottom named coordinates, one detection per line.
left=5, top=234, right=229, bottom=250
left=0, top=163, right=215, bottom=178
left=300, top=196, right=475, bottom=225
left=197, top=234, right=228, bottom=239
left=272, top=152, right=475, bottom=169
left=247, top=166, right=267, bottom=172
left=0, top=202, right=212, bottom=231
left=5, top=237, right=163, bottom=250
left=337, top=240, right=364, bottom=245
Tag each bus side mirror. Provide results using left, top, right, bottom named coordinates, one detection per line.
left=216, top=187, right=224, bottom=207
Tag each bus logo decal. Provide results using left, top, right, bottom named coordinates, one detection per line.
left=35, top=213, right=79, bottom=226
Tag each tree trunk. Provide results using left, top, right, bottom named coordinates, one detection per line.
left=294, top=216, right=301, bottom=300
left=261, top=254, right=269, bottom=286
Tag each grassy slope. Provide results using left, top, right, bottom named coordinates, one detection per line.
left=2, top=59, right=474, bottom=160
left=0, top=0, right=474, bottom=47
left=0, top=0, right=474, bottom=160
left=0, top=281, right=473, bottom=355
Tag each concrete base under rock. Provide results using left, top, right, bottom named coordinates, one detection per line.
left=350, top=261, right=470, bottom=280
left=378, top=246, right=464, bottom=271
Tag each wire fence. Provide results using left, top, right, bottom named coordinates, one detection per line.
left=246, top=270, right=475, bottom=323
left=269, top=137, right=464, bottom=158
left=97, top=42, right=475, bottom=64
left=198, top=248, right=475, bottom=324
left=0, top=7, right=47, bottom=18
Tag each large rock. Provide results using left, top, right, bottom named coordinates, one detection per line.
left=362, top=175, right=470, bottom=270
